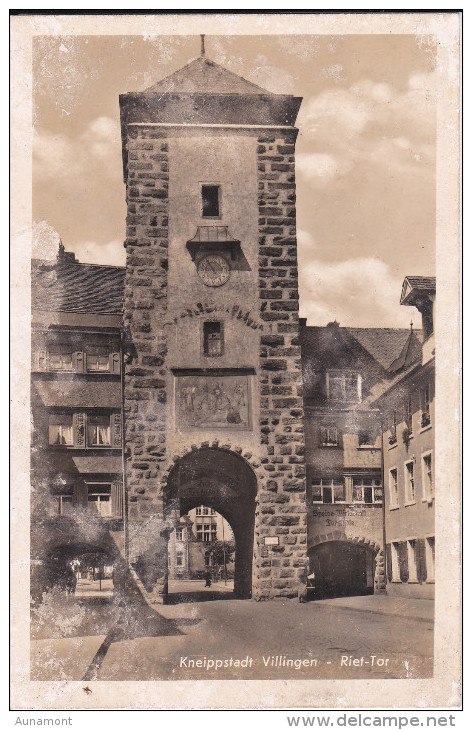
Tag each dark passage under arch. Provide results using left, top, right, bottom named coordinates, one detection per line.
left=308, top=540, right=377, bottom=599
left=165, top=447, right=257, bottom=599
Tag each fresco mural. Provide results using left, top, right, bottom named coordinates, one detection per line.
left=177, top=374, right=251, bottom=430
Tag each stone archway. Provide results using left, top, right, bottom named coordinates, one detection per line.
left=308, top=534, right=382, bottom=599
left=165, top=446, right=258, bottom=599
left=31, top=515, right=126, bottom=604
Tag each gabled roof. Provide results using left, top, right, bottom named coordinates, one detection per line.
left=362, top=360, right=423, bottom=407
left=32, top=258, right=125, bottom=315
left=387, top=327, right=423, bottom=373
left=144, top=56, right=270, bottom=95
left=347, top=327, right=422, bottom=371
left=301, top=325, right=422, bottom=372
left=400, top=275, right=436, bottom=306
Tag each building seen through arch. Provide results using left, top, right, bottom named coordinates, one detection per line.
left=168, top=505, right=235, bottom=581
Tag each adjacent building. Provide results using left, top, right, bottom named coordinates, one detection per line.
left=366, top=276, right=435, bottom=598
left=30, top=245, right=126, bottom=600
left=300, top=320, right=422, bottom=598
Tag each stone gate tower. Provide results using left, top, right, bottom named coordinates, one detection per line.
left=119, top=47, right=307, bottom=601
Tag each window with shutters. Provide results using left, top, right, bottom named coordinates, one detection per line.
left=39, top=341, right=120, bottom=373
left=326, top=370, right=362, bottom=402
left=425, top=536, right=435, bottom=581
left=48, top=412, right=120, bottom=448
left=422, top=451, right=434, bottom=501
left=352, top=478, right=383, bottom=504
left=358, top=429, right=376, bottom=447
left=175, top=529, right=183, bottom=541
left=56, top=494, right=74, bottom=515
left=420, top=383, right=432, bottom=428
left=87, top=414, right=111, bottom=447
left=87, top=346, right=110, bottom=372
left=398, top=541, right=409, bottom=583
left=391, top=542, right=401, bottom=582
left=48, top=344, right=73, bottom=371
left=404, top=460, right=416, bottom=504
left=415, top=538, right=428, bottom=584
left=312, top=478, right=345, bottom=504
left=405, top=395, right=413, bottom=434
left=388, top=409, right=398, bottom=445
left=86, top=483, right=112, bottom=517
left=320, top=425, right=338, bottom=447
left=49, top=414, right=74, bottom=446
left=407, top=539, right=418, bottom=582
left=389, top=468, right=399, bottom=508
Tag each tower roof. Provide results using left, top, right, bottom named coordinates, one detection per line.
left=119, top=50, right=303, bottom=181
left=144, top=56, right=270, bottom=95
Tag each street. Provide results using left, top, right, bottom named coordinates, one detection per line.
left=30, top=582, right=433, bottom=682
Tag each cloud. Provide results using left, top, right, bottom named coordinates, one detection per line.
left=72, top=239, right=125, bottom=266
left=297, top=229, right=318, bottom=257
left=31, top=221, right=125, bottom=266
left=297, top=152, right=353, bottom=183
left=298, top=255, right=422, bottom=329
left=297, top=71, right=436, bottom=186
left=244, top=54, right=296, bottom=94
left=34, top=116, right=122, bottom=183
left=320, top=64, right=345, bottom=83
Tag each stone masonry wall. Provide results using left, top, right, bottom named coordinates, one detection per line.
left=122, top=126, right=170, bottom=593
left=253, top=131, right=308, bottom=599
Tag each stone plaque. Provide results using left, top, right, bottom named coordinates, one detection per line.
left=176, top=373, right=251, bottom=430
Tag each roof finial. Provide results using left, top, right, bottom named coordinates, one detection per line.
left=200, top=34, right=205, bottom=57
left=410, top=319, right=414, bottom=330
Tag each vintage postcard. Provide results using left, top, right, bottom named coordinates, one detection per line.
left=10, top=12, right=461, bottom=710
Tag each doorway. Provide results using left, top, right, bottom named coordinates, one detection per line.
left=309, top=540, right=376, bottom=599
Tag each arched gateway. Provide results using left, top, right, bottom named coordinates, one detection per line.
left=308, top=535, right=382, bottom=599
left=120, top=50, right=308, bottom=603
left=165, top=447, right=257, bottom=598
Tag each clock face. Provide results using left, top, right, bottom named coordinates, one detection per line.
left=197, top=254, right=230, bottom=287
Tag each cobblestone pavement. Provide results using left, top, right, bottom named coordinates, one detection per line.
left=31, top=591, right=434, bottom=682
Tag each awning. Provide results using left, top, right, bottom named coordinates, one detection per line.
left=71, top=455, right=122, bottom=474
left=32, top=378, right=121, bottom=409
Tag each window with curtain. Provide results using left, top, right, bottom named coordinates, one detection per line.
left=49, top=414, right=73, bottom=445
left=87, top=414, right=111, bottom=446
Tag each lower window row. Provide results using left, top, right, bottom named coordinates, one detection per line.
left=48, top=412, right=122, bottom=448
left=388, top=537, right=435, bottom=584
left=311, top=477, right=383, bottom=505
left=55, top=482, right=123, bottom=518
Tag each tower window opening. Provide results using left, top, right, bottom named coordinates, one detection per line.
left=201, top=185, right=221, bottom=218
left=203, top=321, right=224, bottom=357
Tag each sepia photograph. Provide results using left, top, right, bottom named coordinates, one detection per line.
left=10, top=11, right=461, bottom=711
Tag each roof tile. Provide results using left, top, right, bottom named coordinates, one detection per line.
left=32, top=259, right=125, bottom=315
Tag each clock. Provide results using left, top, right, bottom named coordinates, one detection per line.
left=197, top=254, right=230, bottom=287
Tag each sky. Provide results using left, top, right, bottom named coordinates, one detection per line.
left=32, top=33, right=437, bottom=328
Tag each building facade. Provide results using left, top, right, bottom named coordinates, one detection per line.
left=30, top=246, right=126, bottom=600
left=30, top=50, right=435, bottom=605
left=368, top=277, right=435, bottom=598
left=300, top=320, right=422, bottom=598
left=168, top=507, right=235, bottom=580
